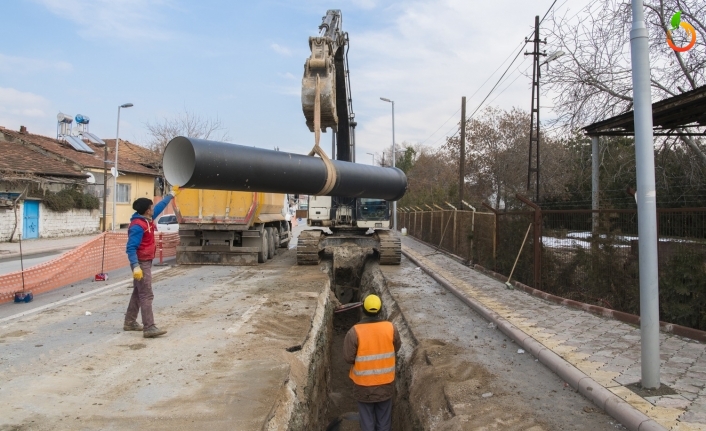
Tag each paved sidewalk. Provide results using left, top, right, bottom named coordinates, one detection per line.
left=0, top=233, right=103, bottom=258
left=402, top=237, right=706, bottom=431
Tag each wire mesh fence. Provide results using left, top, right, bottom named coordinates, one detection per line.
left=397, top=205, right=706, bottom=331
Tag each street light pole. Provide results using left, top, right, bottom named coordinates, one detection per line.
left=630, top=0, right=660, bottom=389
left=380, top=97, right=396, bottom=231
left=366, top=152, right=375, bottom=166
left=112, top=103, right=133, bottom=231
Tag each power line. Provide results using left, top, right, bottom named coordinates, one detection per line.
left=428, top=0, right=570, bottom=148
left=418, top=39, right=528, bottom=145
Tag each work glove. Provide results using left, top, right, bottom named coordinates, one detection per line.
left=169, top=185, right=181, bottom=198
left=133, top=266, right=144, bottom=281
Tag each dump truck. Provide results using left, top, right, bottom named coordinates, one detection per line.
left=173, top=189, right=292, bottom=265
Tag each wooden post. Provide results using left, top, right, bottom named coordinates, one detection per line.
left=516, top=194, right=542, bottom=290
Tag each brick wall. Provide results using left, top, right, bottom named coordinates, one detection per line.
left=39, top=204, right=100, bottom=238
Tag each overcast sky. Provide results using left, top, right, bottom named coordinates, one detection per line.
left=0, top=0, right=595, bottom=163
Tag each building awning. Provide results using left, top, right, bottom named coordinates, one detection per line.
left=583, top=85, right=706, bottom=137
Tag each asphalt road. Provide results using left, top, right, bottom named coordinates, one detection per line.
left=0, top=250, right=67, bottom=276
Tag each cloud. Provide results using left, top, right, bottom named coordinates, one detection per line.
left=351, top=0, right=377, bottom=10
left=344, top=0, right=565, bottom=156
left=271, top=43, right=293, bottom=56
left=279, top=72, right=297, bottom=80
left=0, top=87, right=54, bottom=135
left=0, top=53, right=72, bottom=74
left=33, top=0, right=174, bottom=42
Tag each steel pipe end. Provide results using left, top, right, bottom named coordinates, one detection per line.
left=163, top=136, right=196, bottom=186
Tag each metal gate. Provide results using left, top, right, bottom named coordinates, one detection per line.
left=22, top=200, right=39, bottom=239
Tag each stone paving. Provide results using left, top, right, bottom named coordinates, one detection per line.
left=402, top=237, right=706, bottom=431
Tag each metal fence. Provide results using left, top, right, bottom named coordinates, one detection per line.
left=397, top=205, right=706, bottom=331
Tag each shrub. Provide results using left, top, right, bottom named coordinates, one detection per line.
left=30, top=188, right=100, bottom=212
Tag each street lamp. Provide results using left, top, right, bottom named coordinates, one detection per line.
left=366, top=152, right=375, bottom=166
left=112, top=103, right=133, bottom=231
left=380, top=97, right=396, bottom=231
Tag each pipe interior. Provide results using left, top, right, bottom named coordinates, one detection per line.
left=163, top=136, right=196, bottom=187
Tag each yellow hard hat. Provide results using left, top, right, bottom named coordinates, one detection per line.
left=363, top=294, right=382, bottom=313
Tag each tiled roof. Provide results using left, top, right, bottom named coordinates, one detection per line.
left=0, top=138, right=85, bottom=178
left=0, top=128, right=160, bottom=177
left=103, top=139, right=162, bottom=172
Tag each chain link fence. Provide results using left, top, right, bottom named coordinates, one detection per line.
left=397, top=205, right=706, bottom=330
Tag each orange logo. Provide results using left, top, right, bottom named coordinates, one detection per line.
left=667, top=11, right=696, bottom=52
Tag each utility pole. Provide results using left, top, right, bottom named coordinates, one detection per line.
left=630, top=0, right=660, bottom=389
left=459, top=96, right=466, bottom=208
left=525, top=15, right=546, bottom=203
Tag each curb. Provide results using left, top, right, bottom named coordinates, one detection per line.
left=0, top=246, right=74, bottom=261
left=0, top=265, right=169, bottom=324
left=402, top=249, right=668, bottom=431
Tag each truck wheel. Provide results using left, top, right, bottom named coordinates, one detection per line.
left=258, top=230, right=269, bottom=263
left=265, top=227, right=275, bottom=259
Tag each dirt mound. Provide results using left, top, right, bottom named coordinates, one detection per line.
left=409, top=339, right=549, bottom=431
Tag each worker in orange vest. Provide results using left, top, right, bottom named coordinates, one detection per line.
left=343, top=294, right=401, bottom=431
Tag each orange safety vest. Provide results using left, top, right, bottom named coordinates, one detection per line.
left=349, top=321, right=396, bottom=386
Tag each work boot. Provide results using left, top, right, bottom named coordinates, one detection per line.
left=123, top=321, right=143, bottom=331
left=143, top=325, right=167, bottom=338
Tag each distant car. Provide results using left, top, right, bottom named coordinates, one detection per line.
left=156, top=214, right=179, bottom=233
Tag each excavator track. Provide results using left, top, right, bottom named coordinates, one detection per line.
left=297, top=230, right=323, bottom=265
left=375, top=230, right=401, bottom=265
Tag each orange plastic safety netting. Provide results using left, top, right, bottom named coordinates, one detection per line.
left=0, top=232, right=179, bottom=304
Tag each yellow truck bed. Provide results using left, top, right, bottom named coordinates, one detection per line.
left=174, top=189, right=291, bottom=265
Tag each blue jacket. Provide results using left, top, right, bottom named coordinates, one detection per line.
left=126, top=195, right=173, bottom=268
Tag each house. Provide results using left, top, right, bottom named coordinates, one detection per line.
left=0, top=125, right=162, bottom=237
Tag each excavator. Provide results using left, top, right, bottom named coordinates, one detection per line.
left=161, top=10, right=405, bottom=303
left=297, top=10, right=402, bottom=302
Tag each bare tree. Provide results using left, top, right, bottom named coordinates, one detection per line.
left=144, top=109, right=230, bottom=154
left=443, top=107, right=571, bottom=207
left=544, top=0, right=706, bottom=161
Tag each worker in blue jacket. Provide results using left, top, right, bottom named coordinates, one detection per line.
left=124, top=187, right=179, bottom=338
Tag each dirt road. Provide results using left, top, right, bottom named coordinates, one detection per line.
left=380, top=246, right=625, bottom=430
left=0, top=250, right=329, bottom=431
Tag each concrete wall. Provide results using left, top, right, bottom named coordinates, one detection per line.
left=0, top=204, right=23, bottom=242
left=39, top=204, right=99, bottom=238
left=0, top=202, right=99, bottom=242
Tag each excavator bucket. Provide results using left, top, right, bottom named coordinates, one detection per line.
left=302, top=36, right=338, bottom=132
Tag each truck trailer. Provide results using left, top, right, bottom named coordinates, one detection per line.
left=173, top=189, right=291, bottom=265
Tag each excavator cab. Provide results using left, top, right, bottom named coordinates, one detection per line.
left=306, top=196, right=390, bottom=230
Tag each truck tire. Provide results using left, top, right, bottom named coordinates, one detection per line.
left=258, top=230, right=269, bottom=263
left=265, top=227, right=275, bottom=259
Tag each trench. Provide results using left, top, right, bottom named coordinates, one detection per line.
left=312, top=246, right=421, bottom=431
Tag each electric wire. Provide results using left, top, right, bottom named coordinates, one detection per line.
left=423, top=0, right=577, bottom=148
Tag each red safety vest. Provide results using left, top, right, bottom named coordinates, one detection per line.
left=349, top=321, right=396, bottom=386
left=130, top=217, right=156, bottom=261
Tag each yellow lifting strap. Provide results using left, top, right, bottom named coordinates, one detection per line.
left=308, top=75, right=338, bottom=196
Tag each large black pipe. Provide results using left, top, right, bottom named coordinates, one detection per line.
left=162, top=137, right=407, bottom=201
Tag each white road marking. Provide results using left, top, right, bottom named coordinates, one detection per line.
left=226, top=296, right=268, bottom=334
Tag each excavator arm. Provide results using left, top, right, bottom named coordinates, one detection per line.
left=301, top=9, right=355, bottom=162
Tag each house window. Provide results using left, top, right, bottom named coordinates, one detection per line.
left=116, top=184, right=131, bottom=203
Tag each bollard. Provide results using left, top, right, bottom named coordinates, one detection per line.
left=155, top=232, right=168, bottom=266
